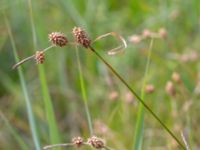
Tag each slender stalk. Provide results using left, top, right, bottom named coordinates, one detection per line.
left=88, top=46, right=186, bottom=150
left=43, top=142, right=112, bottom=150
left=38, top=65, right=61, bottom=145
left=75, top=47, right=93, bottom=135
left=12, top=55, right=35, bottom=69
left=133, top=38, right=154, bottom=150
left=28, top=0, right=37, bottom=49
left=4, top=12, right=41, bottom=150
left=43, top=143, right=74, bottom=150
left=27, top=0, right=60, bottom=146
left=12, top=45, right=54, bottom=69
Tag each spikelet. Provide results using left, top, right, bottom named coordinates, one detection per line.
left=48, top=32, right=68, bottom=47
left=72, top=27, right=91, bottom=48
left=35, top=51, right=45, bottom=64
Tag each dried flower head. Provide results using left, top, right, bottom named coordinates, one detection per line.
left=72, top=27, right=91, bottom=48
left=87, top=136, right=105, bottom=149
left=35, top=51, right=45, bottom=64
left=48, top=32, right=68, bottom=47
left=165, top=81, right=176, bottom=96
left=72, top=136, right=84, bottom=147
left=145, top=84, right=155, bottom=94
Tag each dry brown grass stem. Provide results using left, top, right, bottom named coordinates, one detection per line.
left=92, top=32, right=127, bottom=55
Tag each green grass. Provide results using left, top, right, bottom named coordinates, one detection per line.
left=0, top=0, right=200, bottom=149
left=75, top=47, right=93, bottom=135
left=4, top=12, right=41, bottom=150
left=28, top=0, right=61, bottom=148
left=133, top=38, right=154, bottom=150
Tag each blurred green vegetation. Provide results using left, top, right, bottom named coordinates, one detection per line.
left=0, top=0, right=200, bottom=149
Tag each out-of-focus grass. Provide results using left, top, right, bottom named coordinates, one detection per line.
left=4, top=11, right=40, bottom=149
left=27, top=0, right=61, bottom=148
left=0, top=0, right=200, bottom=149
left=133, top=39, right=154, bottom=150
left=75, top=47, right=93, bottom=136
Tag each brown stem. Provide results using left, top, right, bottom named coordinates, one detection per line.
left=43, top=143, right=74, bottom=150
left=88, top=46, right=186, bottom=150
left=12, top=45, right=55, bottom=69
left=12, top=55, right=35, bottom=69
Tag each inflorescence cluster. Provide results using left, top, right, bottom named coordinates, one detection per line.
left=43, top=136, right=111, bottom=150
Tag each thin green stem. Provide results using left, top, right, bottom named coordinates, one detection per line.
left=43, top=143, right=74, bottom=150
left=27, top=0, right=60, bottom=147
left=28, top=0, right=37, bottom=49
left=133, top=38, right=154, bottom=150
left=75, top=47, right=93, bottom=135
left=88, top=46, right=186, bottom=150
left=4, top=12, right=41, bottom=150
left=38, top=65, right=61, bottom=145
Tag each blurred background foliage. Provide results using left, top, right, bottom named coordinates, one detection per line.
left=0, top=0, right=200, bottom=149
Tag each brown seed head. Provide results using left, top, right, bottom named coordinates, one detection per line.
left=72, top=136, right=84, bottom=147
left=165, top=81, right=176, bottom=96
left=48, top=32, right=68, bottom=47
left=72, top=27, right=91, bottom=48
left=145, top=84, right=155, bottom=94
left=35, top=51, right=45, bottom=64
left=87, top=136, right=104, bottom=149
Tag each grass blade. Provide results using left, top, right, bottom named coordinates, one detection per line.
left=4, top=12, right=41, bottom=150
left=27, top=0, right=60, bottom=146
left=75, top=47, right=93, bottom=135
left=38, top=65, right=61, bottom=144
left=133, top=39, right=154, bottom=150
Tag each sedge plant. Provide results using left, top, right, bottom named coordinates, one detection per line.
left=12, top=27, right=187, bottom=150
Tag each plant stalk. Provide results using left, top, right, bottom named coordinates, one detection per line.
left=75, top=47, right=93, bottom=135
left=88, top=46, right=186, bottom=150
